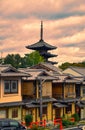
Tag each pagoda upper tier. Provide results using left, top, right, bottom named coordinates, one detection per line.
left=26, top=39, right=56, bottom=50
left=26, top=21, right=58, bottom=64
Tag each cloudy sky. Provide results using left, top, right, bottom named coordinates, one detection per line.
left=0, top=0, right=85, bottom=65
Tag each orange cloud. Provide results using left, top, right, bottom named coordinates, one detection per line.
left=0, top=0, right=85, bottom=65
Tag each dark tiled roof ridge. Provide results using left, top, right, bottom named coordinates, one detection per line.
left=26, top=39, right=57, bottom=50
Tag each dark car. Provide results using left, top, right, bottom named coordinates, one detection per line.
left=0, top=118, right=26, bottom=130
left=77, top=124, right=85, bottom=130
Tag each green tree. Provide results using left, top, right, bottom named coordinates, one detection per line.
left=59, top=62, right=71, bottom=70
left=24, top=51, right=44, bottom=67
left=4, top=54, right=15, bottom=66
left=3, top=51, right=44, bottom=68
left=59, top=61, right=85, bottom=70
left=4, top=54, right=22, bottom=68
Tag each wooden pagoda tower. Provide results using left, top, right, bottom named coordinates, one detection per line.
left=26, top=21, right=58, bottom=64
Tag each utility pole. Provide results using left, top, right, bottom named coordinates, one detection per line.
left=39, top=78, right=43, bottom=122
left=37, top=77, right=47, bottom=122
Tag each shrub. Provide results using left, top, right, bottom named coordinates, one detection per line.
left=62, top=119, right=75, bottom=127
left=72, top=113, right=80, bottom=122
left=31, top=125, right=38, bottom=130
left=31, top=126, right=50, bottom=130
left=24, top=114, right=33, bottom=127
left=62, top=120, right=70, bottom=127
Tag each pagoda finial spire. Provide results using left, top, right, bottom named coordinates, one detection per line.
left=40, top=21, right=43, bottom=40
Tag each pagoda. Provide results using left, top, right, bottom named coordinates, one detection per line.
left=26, top=21, right=58, bottom=64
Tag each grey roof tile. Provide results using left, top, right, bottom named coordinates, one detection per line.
left=69, top=66, right=85, bottom=76
left=26, top=39, right=57, bottom=50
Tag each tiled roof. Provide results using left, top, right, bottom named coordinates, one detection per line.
left=53, top=74, right=82, bottom=83
left=19, top=68, right=57, bottom=80
left=0, top=72, right=29, bottom=77
left=0, top=101, right=24, bottom=107
left=59, top=98, right=79, bottom=103
left=69, top=66, right=85, bottom=76
left=0, top=100, right=48, bottom=108
left=26, top=39, right=57, bottom=50
left=30, top=62, right=62, bottom=74
left=33, top=97, right=57, bottom=103
left=25, top=104, right=47, bottom=108
left=76, top=101, right=85, bottom=108
left=53, top=103, right=68, bottom=108
left=0, top=64, right=14, bottom=72
left=0, top=64, right=29, bottom=77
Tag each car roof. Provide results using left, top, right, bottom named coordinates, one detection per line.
left=0, top=118, right=18, bottom=122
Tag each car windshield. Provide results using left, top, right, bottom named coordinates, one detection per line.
left=10, top=121, right=19, bottom=127
left=0, top=121, right=9, bottom=127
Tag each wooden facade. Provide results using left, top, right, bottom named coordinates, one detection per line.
left=0, top=65, right=27, bottom=120
left=21, top=78, right=53, bottom=121
left=0, top=64, right=85, bottom=122
left=63, top=67, right=85, bottom=120
left=52, top=79, right=77, bottom=119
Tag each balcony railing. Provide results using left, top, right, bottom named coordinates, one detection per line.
left=53, top=93, right=76, bottom=99
left=52, top=94, right=63, bottom=99
left=65, top=93, right=76, bottom=98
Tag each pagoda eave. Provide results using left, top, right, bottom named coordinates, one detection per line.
left=40, top=53, right=57, bottom=58
left=26, top=45, right=56, bottom=51
left=26, top=39, right=57, bottom=51
left=47, top=61, right=58, bottom=65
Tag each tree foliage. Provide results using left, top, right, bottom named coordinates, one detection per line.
left=24, top=51, right=44, bottom=67
left=4, top=54, right=22, bottom=68
left=72, top=113, right=80, bottom=122
left=59, top=61, right=85, bottom=70
left=3, top=51, right=44, bottom=68
left=24, top=114, right=33, bottom=127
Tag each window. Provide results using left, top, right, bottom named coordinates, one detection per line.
left=0, top=110, right=6, bottom=118
left=4, top=80, right=18, bottom=94
left=11, top=81, right=18, bottom=93
left=4, top=81, right=10, bottom=93
left=12, top=108, right=18, bottom=118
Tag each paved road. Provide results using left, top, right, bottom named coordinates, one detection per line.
left=53, top=126, right=83, bottom=130
left=66, top=127, right=81, bottom=130
left=54, top=128, right=82, bottom=130
left=65, top=125, right=85, bottom=130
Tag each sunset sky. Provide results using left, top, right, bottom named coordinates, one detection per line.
left=0, top=0, right=85, bottom=65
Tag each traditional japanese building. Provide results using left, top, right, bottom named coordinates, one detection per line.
left=26, top=21, right=57, bottom=64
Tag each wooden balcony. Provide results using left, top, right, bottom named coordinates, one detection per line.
left=65, top=93, right=76, bottom=98
left=52, top=94, right=63, bottom=99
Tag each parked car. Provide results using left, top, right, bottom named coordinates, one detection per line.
left=0, top=118, right=26, bottom=130
left=78, top=124, right=85, bottom=130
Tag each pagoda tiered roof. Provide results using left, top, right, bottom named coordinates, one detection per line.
left=40, top=52, right=57, bottom=58
left=26, top=21, right=57, bottom=64
left=26, top=39, right=56, bottom=50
